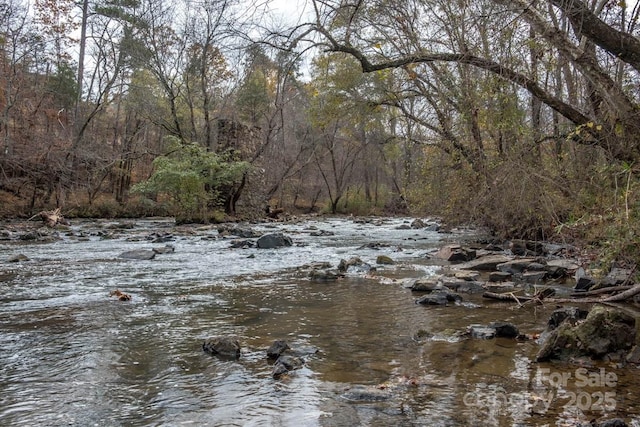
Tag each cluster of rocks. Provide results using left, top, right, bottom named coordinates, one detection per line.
left=409, top=241, right=640, bottom=362
left=220, top=225, right=293, bottom=250
left=202, top=336, right=316, bottom=379
left=0, top=225, right=62, bottom=243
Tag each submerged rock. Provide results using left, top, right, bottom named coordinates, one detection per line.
left=119, top=249, right=156, bottom=260
left=341, top=385, right=393, bottom=402
left=203, top=336, right=241, bottom=360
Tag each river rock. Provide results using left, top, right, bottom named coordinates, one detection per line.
left=203, top=336, right=241, bottom=360
left=267, top=340, right=290, bottom=359
left=489, top=271, right=511, bottom=282
left=496, top=258, right=537, bottom=274
left=309, top=269, right=341, bottom=282
left=8, top=254, right=29, bottom=262
left=456, top=254, right=512, bottom=271
left=468, top=325, right=496, bottom=339
left=467, top=322, right=519, bottom=339
left=338, top=257, right=372, bottom=273
left=536, top=306, right=636, bottom=362
left=341, top=385, right=392, bottom=402
left=410, top=218, right=426, bottom=228
left=415, top=290, right=462, bottom=306
left=488, top=321, right=520, bottom=338
left=604, top=267, right=634, bottom=285
left=545, top=259, right=579, bottom=277
left=272, top=354, right=304, bottom=379
left=119, top=249, right=156, bottom=260
left=483, top=282, right=516, bottom=293
left=229, top=239, right=255, bottom=249
left=376, top=255, right=394, bottom=265
left=309, top=229, right=335, bottom=236
left=153, top=244, right=175, bottom=254
left=522, top=271, right=547, bottom=283
left=218, top=225, right=261, bottom=238
left=574, top=276, right=596, bottom=291
left=256, top=232, right=292, bottom=249
left=442, top=278, right=485, bottom=294
left=434, top=244, right=476, bottom=262
left=547, top=306, right=589, bottom=330
left=509, top=239, right=546, bottom=256
left=410, top=277, right=441, bottom=292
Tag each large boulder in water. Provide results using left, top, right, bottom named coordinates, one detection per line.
left=256, top=233, right=292, bottom=249
left=536, top=306, right=636, bottom=362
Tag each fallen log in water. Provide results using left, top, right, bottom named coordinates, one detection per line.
left=570, top=285, right=633, bottom=298
left=485, top=283, right=640, bottom=305
left=483, top=288, right=555, bottom=305
left=29, top=208, right=69, bottom=227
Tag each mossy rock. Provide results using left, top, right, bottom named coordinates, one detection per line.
left=536, top=305, right=635, bottom=362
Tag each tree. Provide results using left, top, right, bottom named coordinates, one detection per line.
left=306, top=0, right=640, bottom=163
left=132, top=137, right=248, bottom=221
left=307, top=52, right=388, bottom=213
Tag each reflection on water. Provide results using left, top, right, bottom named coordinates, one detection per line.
left=0, top=217, right=637, bottom=426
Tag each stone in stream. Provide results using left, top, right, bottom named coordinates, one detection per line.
left=456, top=254, right=512, bottom=271
left=8, top=254, right=30, bottom=262
left=467, top=322, right=519, bottom=339
left=152, top=244, right=175, bottom=254
left=309, top=269, right=341, bottom=282
left=118, top=249, right=156, bottom=260
left=340, top=385, right=393, bottom=402
left=203, top=336, right=241, bottom=360
left=337, top=257, right=373, bottom=274
left=433, top=244, right=476, bottom=262
left=375, top=255, right=394, bottom=265
left=272, top=354, right=304, bottom=379
left=267, top=340, right=290, bottom=359
left=415, top=290, right=462, bottom=306
left=256, top=232, right=293, bottom=249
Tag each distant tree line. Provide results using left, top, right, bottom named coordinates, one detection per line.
left=1, top=0, right=639, bottom=264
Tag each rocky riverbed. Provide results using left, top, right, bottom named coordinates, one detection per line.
left=0, top=216, right=638, bottom=426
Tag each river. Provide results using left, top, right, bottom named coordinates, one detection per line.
left=0, top=217, right=637, bottom=426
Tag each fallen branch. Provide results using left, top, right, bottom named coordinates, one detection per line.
left=483, top=288, right=555, bottom=304
left=570, top=285, right=633, bottom=298
left=32, top=208, right=69, bottom=227
left=546, top=283, right=640, bottom=304
left=483, top=291, right=536, bottom=302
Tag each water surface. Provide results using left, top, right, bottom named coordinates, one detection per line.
left=0, top=217, right=637, bottom=426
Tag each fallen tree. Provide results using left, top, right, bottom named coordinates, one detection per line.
left=31, top=208, right=69, bottom=227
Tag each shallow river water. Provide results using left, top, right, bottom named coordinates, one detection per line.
left=1, top=217, right=639, bottom=426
